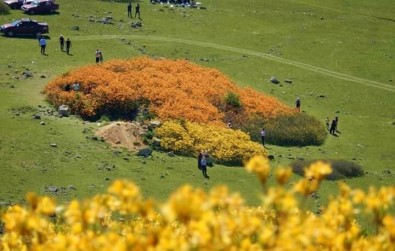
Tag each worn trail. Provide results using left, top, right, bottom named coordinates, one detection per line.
left=75, top=34, right=395, bottom=93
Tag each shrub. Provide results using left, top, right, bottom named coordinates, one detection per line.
left=291, top=159, right=365, bottom=180
left=155, top=120, right=267, bottom=165
left=0, top=2, right=10, bottom=15
left=238, top=112, right=327, bottom=147
left=224, top=92, right=242, bottom=108
left=44, top=57, right=293, bottom=123
left=265, top=113, right=327, bottom=146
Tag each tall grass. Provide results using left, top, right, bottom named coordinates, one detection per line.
left=239, top=113, right=327, bottom=147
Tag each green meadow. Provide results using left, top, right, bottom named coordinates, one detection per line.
left=0, top=0, right=394, bottom=211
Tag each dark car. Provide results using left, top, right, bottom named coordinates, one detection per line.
left=21, top=0, right=59, bottom=14
left=0, top=18, right=49, bottom=37
left=3, top=0, right=38, bottom=9
left=3, top=0, right=24, bottom=9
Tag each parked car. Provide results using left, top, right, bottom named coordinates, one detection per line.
left=0, top=18, right=49, bottom=37
left=3, top=0, right=42, bottom=9
left=3, top=0, right=24, bottom=9
left=21, top=0, right=59, bottom=14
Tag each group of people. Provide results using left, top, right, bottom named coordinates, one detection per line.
left=37, top=35, right=72, bottom=55
left=127, top=2, right=141, bottom=19
left=197, top=150, right=210, bottom=179
left=59, top=35, right=72, bottom=55
left=327, top=116, right=339, bottom=135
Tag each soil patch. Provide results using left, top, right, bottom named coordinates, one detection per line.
left=95, top=122, right=147, bottom=151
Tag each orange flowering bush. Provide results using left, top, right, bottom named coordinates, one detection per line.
left=44, top=57, right=292, bottom=123
left=1, top=159, right=395, bottom=251
left=155, top=120, right=267, bottom=164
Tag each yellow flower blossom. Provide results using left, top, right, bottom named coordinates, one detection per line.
left=0, top=159, right=394, bottom=251
left=245, top=155, right=270, bottom=184
left=275, top=167, right=293, bottom=185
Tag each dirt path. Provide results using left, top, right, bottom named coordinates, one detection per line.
left=75, top=34, right=395, bottom=93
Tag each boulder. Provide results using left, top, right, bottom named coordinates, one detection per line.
left=58, top=105, right=70, bottom=117
left=68, top=185, right=77, bottom=191
left=152, top=137, right=161, bottom=147
left=131, top=21, right=142, bottom=28
left=149, top=120, right=161, bottom=129
left=284, top=79, right=292, bottom=84
left=167, top=151, right=175, bottom=157
left=137, top=148, right=153, bottom=157
left=45, top=186, right=59, bottom=193
left=22, top=70, right=33, bottom=78
left=270, top=76, right=280, bottom=84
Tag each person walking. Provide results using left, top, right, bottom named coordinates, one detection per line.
left=39, top=37, right=47, bottom=55
left=260, top=128, right=266, bottom=147
left=329, top=118, right=337, bottom=135
left=135, top=3, right=141, bottom=19
left=127, top=2, right=132, bottom=18
left=59, top=35, right=64, bottom=51
left=95, top=49, right=103, bottom=63
left=296, top=97, right=301, bottom=112
left=334, top=116, right=339, bottom=132
left=197, top=151, right=203, bottom=170
left=65, top=38, right=72, bottom=55
left=325, top=117, right=330, bottom=131
left=201, top=155, right=208, bottom=178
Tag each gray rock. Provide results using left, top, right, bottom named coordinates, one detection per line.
left=167, top=151, right=175, bottom=157
left=46, top=186, right=59, bottom=192
left=149, top=120, right=161, bottom=128
left=22, top=70, right=33, bottom=78
left=152, top=137, right=161, bottom=147
left=137, top=148, right=153, bottom=157
left=50, top=143, right=57, bottom=147
left=131, top=21, right=142, bottom=28
left=58, top=105, right=70, bottom=117
left=68, top=185, right=77, bottom=191
left=270, top=76, right=280, bottom=84
left=40, top=121, right=46, bottom=125
left=33, top=114, right=41, bottom=119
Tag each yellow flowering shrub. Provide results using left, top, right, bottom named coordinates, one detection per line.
left=155, top=120, right=267, bottom=164
left=1, top=159, right=394, bottom=251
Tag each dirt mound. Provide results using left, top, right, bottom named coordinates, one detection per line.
left=95, top=122, right=147, bottom=151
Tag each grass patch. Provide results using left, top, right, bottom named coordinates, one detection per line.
left=291, top=159, right=365, bottom=180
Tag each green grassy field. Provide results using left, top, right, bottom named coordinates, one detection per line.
left=0, top=0, right=394, bottom=209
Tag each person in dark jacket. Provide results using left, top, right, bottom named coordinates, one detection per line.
left=296, top=97, right=301, bottom=112
left=127, top=2, right=132, bottom=17
left=65, top=38, right=72, bottom=55
left=197, top=151, right=203, bottom=170
left=201, top=155, right=208, bottom=178
left=59, top=35, right=64, bottom=51
left=329, top=118, right=337, bottom=135
left=135, top=3, right=141, bottom=19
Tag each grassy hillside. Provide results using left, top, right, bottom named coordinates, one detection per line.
left=0, top=0, right=394, bottom=208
